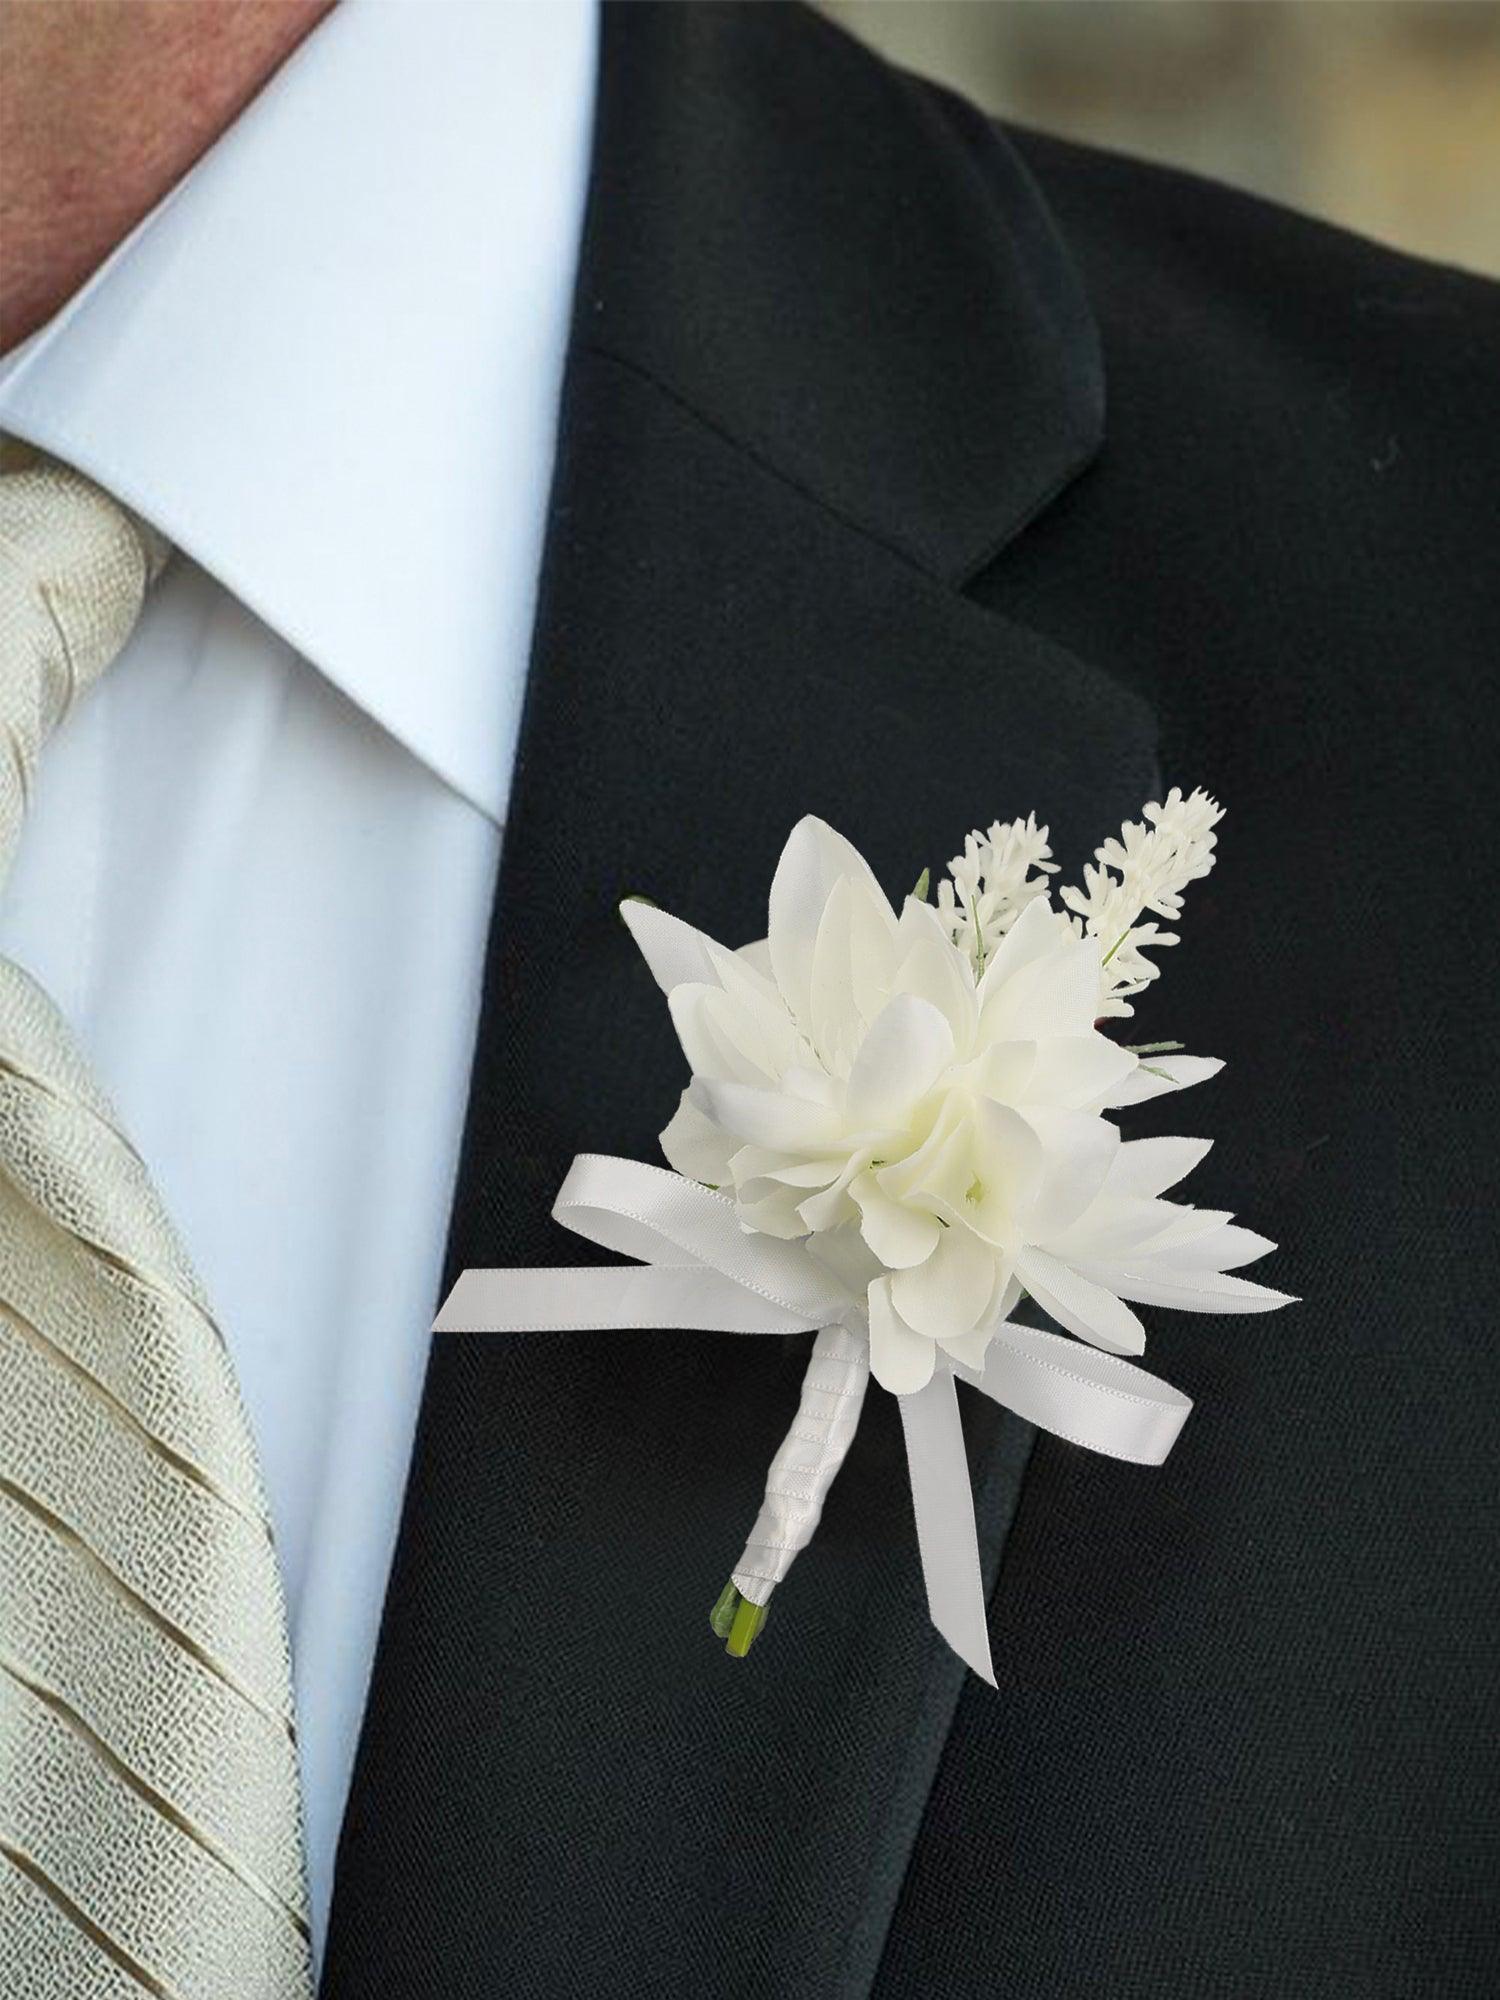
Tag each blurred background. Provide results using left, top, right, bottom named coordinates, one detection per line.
left=820, top=1, right=1500, bottom=277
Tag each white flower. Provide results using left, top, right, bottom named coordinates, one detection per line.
left=934, top=812, right=1058, bottom=971
left=624, top=815, right=1289, bottom=1398
left=1058, top=786, right=1224, bottom=1017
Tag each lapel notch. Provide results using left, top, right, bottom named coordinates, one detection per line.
left=580, top=0, right=1105, bottom=586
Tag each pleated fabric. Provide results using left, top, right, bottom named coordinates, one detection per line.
left=0, top=459, right=311, bottom=1998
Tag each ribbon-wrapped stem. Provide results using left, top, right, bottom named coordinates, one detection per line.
left=711, top=1321, right=870, bottom=1656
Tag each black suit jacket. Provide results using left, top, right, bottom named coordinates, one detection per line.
left=322, top=6, right=1500, bottom=1994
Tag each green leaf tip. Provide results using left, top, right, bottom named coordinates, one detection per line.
left=709, top=1578, right=741, bottom=1639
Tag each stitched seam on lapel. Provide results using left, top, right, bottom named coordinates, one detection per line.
left=582, top=341, right=948, bottom=584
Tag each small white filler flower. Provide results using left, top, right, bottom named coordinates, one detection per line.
left=623, top=794, right=1291, bottom=1658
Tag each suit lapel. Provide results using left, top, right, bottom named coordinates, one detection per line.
left=323, top=8, right=1157, bottom=1993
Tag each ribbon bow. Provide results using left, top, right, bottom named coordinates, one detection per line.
left=435, top=1151, right=1192, bottom=1682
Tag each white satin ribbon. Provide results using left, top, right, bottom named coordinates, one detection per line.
left=434, top=1153, right=1192, bottom=1684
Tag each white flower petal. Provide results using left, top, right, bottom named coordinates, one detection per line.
left=695, top=1078, right=844, bottom=1153
left=1105, top=1135, right=1213, bottom=1199
left=992, top=1269, right=1024, bottom=1325
left=806, top=877, right=856, bottom=1072
left=700, top=944, right=802, bottom=1077
left=974, top=893, right=1068, bottom=999
left=891, top=1223, right=996, bottom=1341
left=1121, top=1205, right=1235, bottom=1257
left=806, top=1223, right=883, bottom=1300
left=938, top=1321, right=996, bottom=1371
left=958, top=1099, right=1044, bottom=1247
left=868, top=1275, right=936, bottom=1394
left=847, top=877, right=903, bottom=1028
left=667, top=985, right=770, bottom=1086
left=1016, top=1247, right=1146, bottom=1355
left=736, top=1186, right=813, bottom=1239
left=875, top=1094, right=966, bottom=1202
left=851, top=1171, right=941, bottom=1269
left=895, top=895, right=962, bottom=954
left=939, top=1257, right=1015, bottom=1375
left=1048, top=1193, right=1189, bottom=1263
left=1020, top=1034, right=1138, bottom=1111
left=978, top=911, right=1099, bottom=1043
left=1103, top=1054, right=1223, bottom=1108
left=768, top=816, right=895, bottom=1036
left=891, top=906, right=979, bottom=1048
left=972, top=1040, right=1036, bottom=1104
left=1072, top=1260, right=1294, bottom=1314
left=704, top=937, right=786, bottom=1014
left=780, top=1064, right=840, bottom=1108
left=1020, top=1107, right=1120, bottom=1241
left=990, top=939, right=1102, bottom=1041
left=894, top=1125, right=976, bottom=1234
left=797, top=1180, right=860, bottom=1233
left=845, top=994, right=954, bottom=1129
left=796, top=1151, right=873, bottom=1233
left=659, top=1092, right=737, bottom=1184
left=732, top=1151, right=846, bottom=1190
left=1142, top=1222, right=1276, bottom=1272
left=712, top=984, right=801, bottom=1081
left=621, top=899, right=729, bottom=995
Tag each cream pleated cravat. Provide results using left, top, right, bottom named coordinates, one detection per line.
left=0, top=455, right=313, bottom=1998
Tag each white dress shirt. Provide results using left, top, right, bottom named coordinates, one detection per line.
left=0, top=0, right=597, bottom=1955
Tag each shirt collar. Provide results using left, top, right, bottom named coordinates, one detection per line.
left=0, top=0, right=598, bottom=822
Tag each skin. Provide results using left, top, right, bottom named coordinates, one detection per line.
left=0, top=0, right=335, bottom=354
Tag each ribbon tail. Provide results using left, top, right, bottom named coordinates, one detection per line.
left=433, top=1263, right=809, bottom=1336
left=732, top=1322, right=869, bottom=1609
left=898, top=1366, right=996, bottom=1686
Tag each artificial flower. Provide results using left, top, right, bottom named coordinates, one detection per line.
left=625, top=807, right=1287, bottom=1396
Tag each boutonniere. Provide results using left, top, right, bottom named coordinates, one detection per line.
left=437, top=791, right=1294, bottom=1681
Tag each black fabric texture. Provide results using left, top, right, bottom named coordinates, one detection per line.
left=869, top=128, right=1500, bottom=2000
left=322, top=7, right=1500, bottom=1996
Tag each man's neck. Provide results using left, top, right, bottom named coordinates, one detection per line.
left=0, top=0, right=335, bottom=354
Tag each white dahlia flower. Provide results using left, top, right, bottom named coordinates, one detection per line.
left=625, top=815, right=1289, bottom=1397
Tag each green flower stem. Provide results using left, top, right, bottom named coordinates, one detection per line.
left=709, top=1578, right=770, bottom=1657
left=726, top=1594, right=769, bottom=1658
